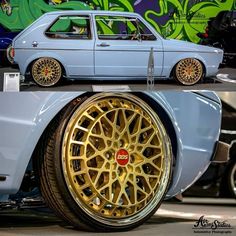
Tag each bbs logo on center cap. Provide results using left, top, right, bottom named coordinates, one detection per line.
left=116, top=149, right=129, bottom=166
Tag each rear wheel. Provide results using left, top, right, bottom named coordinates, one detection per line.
left=174, top=58, right=204, bottom=85
left=36, top=93, right=172, bottom=231
left=31, top=57, right=62, bottom=87
left=6, top=44, right=14, bottom=64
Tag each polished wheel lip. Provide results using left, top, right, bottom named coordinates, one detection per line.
left=31, top=57, right=62, bottom=87
left=61, top=93, right=172, bottom=227
left=230, top=163, right=236, bottom=196
left=176, top=58, right=203, bottom=85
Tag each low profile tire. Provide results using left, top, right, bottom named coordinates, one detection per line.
left=220, top=161, right=236, bottom=198
left=228, top=162, right=236, bottom=198
left=31, top=57, right=62, bottom=87
left=174, top=58, right=204, bottom=85
left=36, top=93, right=173, bottom=231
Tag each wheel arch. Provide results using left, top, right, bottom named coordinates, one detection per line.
left=24, top=53, right=69, bottom=78
left=28, top=92, right=178, bottom=197
left=31, top=92, right=178, bottom=165
left=10, top=92, right=178, bottom=197
left=169, top=55, right=207, bottom=79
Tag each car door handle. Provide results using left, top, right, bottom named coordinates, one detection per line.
left=97, top=43, right=110, bottom=47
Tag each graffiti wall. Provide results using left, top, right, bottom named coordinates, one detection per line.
left=0, top=0, right=235, bottom=43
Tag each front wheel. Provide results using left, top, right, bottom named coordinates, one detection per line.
left=31, top=57, right=62, bottom=87
left=174, top=58, right=204, bottom=85
left=36, top=93, right=173, bottom=231
left=220, top=161, right=236, bottom=198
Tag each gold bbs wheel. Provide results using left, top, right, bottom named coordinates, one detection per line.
left=175, top=58, right=203, bottom=85
left=31, top=57, right=62, bottom=87
left=38, top=93, right=172, bottom=231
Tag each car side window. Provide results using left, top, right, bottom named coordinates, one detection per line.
left=45, top=15, right=91, bottom=39
left=95, top=15, right=156, bottom=41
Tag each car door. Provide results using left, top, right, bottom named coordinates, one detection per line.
left=44, top=14, right=94, bottom=77
left=93, top=14, right=163, bottom=78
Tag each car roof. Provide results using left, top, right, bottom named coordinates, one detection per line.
left=44, top=10, right=140, bottom=17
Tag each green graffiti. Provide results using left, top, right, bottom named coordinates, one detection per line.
left=0, top=0, right=235, bottom=43
left=91, top=0, right=134, bottom=12
left=89, top=0, right=236, bottom=42
left=144, top=0, right=235, bottom=43
left=89, top=0, right=134, bottom=34
left=0, top=0, right=91, bottom=31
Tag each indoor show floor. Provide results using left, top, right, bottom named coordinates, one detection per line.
left=0, top=66, right=236, bottom=91
left=0, top=198, right=235, bottom=236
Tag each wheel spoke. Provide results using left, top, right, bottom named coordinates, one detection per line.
left=176, top=58, right=203, bottom=85
left=32, top=58, right=62, bottom=86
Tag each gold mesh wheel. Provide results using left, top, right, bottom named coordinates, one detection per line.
left=62, top=93, right=172, bottom=226
left=175, top=58, right=203, bottom=85
left=32, top=57, right=62, bottom=87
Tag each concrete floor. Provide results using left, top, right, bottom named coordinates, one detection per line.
left=0, top=66, right=236, bottom=92
left=0, top=198, right=235, bottom=236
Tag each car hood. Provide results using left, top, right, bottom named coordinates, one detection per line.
left=162, top=38, right=223, bottom=53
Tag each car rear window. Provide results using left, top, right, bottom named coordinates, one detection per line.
left=45, top=15, right=91, bottom=39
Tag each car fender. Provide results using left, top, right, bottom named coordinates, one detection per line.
left=163, top=52, right=208, bottom=78
left=21, top=51, right=69, bottom=76
left=146, top=91, right=221, bottom=197
left=0, top=92, right=84, bottom=194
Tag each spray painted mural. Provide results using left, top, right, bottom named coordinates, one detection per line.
left=0, top=0, right=90, bottom=31
left=0, top=0, right=235, bottom=43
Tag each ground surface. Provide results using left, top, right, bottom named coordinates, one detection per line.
left=0, top=66, right=236, bottom=91
left=0, top=198, right=235, bottom=236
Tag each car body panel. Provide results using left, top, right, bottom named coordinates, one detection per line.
left=13, top=10, right=223, bottom=80
left=162, top=39, right=223, bottom=77
left=0, top=91, right=221, bottom=199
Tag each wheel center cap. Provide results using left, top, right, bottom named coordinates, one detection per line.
left=116, top=149, right=129, bottom=166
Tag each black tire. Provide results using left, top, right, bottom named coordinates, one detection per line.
left=220, top=161, right=236, bottom=198
left=35, top=93, right=173, bottom=231
left=31, top=57, right=62, bottom=87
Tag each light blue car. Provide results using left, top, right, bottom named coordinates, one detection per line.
left=0, top=91, right=229, bottom=231
left=12, top=10, right=223, bottom=87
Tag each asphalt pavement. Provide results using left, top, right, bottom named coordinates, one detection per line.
left=0, top=198, right=235, bottom=236
left=0, top=66, right=236, bottom=91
